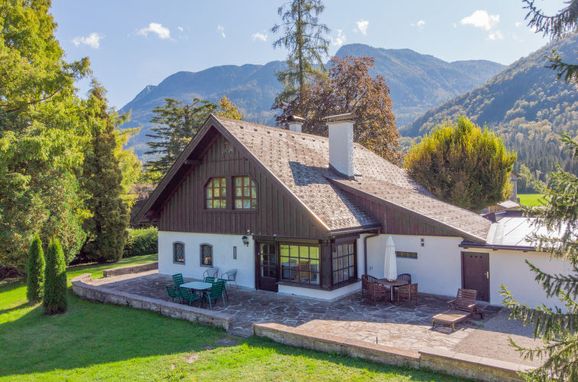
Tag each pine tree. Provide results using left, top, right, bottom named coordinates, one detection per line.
left=271, top=0, right=330, bottom=113
left=83, top=83, right=129, bottom=263
left=26, top=234, right=45, bottom=303
left=215, top=96, right=243, bottom=120
left=523, top=0, right=578, bottom=84
left=144, top=98, right=216, bottom=183
left=43, top=238, right=67, bottom=315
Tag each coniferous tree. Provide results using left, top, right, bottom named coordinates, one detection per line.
left=26, top=234, right=45, bottom=303
left=404, top=116, right=516, bottom=211
left=271, top=0, right=330, bottom=114
left=145, top=98, right=216, bottom=183
left=83, top=83, right=128, bottom=263
left=43, top=238, right=67, bottom=315
left=523, top=0, right=578, bottom=84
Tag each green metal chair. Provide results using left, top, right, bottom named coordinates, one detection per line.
left=205, top=280, right=226, bottom=309
left=172, top=273, right=184, bottom=287
left=165, top=285, right=181, bottom=303
left=179, top=287, right=201, bottom=306
left=204, top=276, right=215, bottom=284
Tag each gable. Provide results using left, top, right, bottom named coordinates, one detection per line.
left=145, top=125, right=330, bottom=239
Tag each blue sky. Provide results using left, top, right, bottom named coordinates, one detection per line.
left=51, top=0, right=565, bottom=108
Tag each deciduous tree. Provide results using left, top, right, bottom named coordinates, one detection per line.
left=215, top=96, right=243, bottom=120
left=404, top=116, right=516, bottom=210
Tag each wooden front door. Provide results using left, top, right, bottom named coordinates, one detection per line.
left=461, top=252, right=490, bottom=302
left=256, top=242, right=279, bottom=292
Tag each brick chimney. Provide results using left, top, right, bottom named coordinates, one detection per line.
left=323, top=113, right=355, bottom=178
left=287, top=115, right=304, bottom=133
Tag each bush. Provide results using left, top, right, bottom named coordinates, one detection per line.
left=124, top=227, right=158, bottom=258
left=26, top=234, right=45, bottom=303
left=43, top=238, right=67, bottom=315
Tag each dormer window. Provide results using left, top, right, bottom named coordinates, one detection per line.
left=206, top=177, right=227, bottom=209
left=234, top=176, right=257, bottom=209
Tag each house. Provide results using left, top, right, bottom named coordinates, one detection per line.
left=136, top=113, right=571, bottom=307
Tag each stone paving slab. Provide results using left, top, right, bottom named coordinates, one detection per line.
left=93, top=271, right=543, bottom=368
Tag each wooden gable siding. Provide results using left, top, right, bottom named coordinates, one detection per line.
left=158, top=133, right=327, bottom=239
left=341, top=189, right=457, bottom=237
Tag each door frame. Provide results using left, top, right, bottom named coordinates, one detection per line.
left=255, top=240, right=280, bottom=292
left=460, top=251, right=490, bottom=302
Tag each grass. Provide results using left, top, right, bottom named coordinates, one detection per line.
left=518, top=193, right=545, bottom=207
left=0, top=255, right=463, bottom=381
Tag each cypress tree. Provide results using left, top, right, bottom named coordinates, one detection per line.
left=26, top=234, right=45, bottom=303
left=43, top=238, right=67, bottom=315
left=83, top=84, right=129, bottom=262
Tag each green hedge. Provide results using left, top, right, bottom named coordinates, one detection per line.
left=124, top=227, right=158, bottom=258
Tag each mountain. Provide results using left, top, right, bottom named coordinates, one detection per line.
left=407, top=35, right=578, bottom=180
left=120, top=44, right=504, bottom=156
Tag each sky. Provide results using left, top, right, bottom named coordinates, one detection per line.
left=51, top=0, right=566, bottom=108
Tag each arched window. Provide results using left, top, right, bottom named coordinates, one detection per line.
left=200, top=244, right=213, bottom=267
left=233, top=176, right=257, bottom=209
left=173, top=242, right=185, bottom=264
left=205, top=177, right=227, bottom=209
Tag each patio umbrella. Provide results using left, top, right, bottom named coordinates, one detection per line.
left=384, top=235, right=397, bottom=281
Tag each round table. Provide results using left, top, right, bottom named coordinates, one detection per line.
left=377, top=278, right=409, bottom=302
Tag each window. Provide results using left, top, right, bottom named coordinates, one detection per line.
left=280, top=244, right=320, bottom=285
left=396, top=251, right=418, bottom=259
left=332, top=242, right=356, bottom=286
left=173, top=242, right=185, bottom=264
left=234, top=176, right=257, bottom=209
left=200, top=244, right=213, bottom=266
left=205, top=177, right=227, bottom=209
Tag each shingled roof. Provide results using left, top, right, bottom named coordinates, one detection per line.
left=215, top=116, right=491, bottom=241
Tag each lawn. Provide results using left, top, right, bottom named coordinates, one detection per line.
left=0, top=255, right=462, bottom=381
left=518, top=193, right=545, bottom=207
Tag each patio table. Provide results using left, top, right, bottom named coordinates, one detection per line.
left=180, top=281, right=212, bottom=306
left=377, top=278, right=408, bottom=302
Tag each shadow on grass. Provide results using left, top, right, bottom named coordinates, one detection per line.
left=0, top=302, right=31, bottom=315
left=0, top=292, right=224, bottom=379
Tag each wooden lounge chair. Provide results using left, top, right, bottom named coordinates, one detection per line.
left=432, top=310, right=470, bottom=332
left=448, top=288, right=484, bottom=319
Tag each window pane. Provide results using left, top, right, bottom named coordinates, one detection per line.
left=235, top=199, right=242, bottom=209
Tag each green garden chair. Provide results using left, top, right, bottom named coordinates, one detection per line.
left=179, top=287, right=201, bottom=306
left=204, top=276, right=215, bottom=283
left=205, top=280, right=226, bottom=309
left=165, top=285, right=181, bottom=303
left=172, top=273, right=184, bottom=287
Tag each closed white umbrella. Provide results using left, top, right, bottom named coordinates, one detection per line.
left=384, top=236, right=397, bottom=281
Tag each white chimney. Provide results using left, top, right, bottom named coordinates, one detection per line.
left=323, top=113, right=355, bottom=178
left=287, top=115, right=304, bottom=133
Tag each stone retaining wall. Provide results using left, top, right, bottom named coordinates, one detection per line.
left=102, top=262, right=158, bottom=278
left=254, top=322, right=532, bottom=382
left=72, top=274, right=231, bottom=331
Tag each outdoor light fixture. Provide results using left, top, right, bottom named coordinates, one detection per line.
left=242, top=235, right=250, bottom=246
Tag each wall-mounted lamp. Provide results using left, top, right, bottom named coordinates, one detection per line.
left=241, top=236, right=249, bottom=246
left=420, top=238, right=425, bottom=247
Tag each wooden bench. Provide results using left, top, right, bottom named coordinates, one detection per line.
left=432, top=310, right=471, bottom=331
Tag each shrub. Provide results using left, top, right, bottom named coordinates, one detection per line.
left=43, top=238, right=67, bottom=315
left=26, top=234, right=45, bottom=303
left=124, top=227, right=158, bottom=258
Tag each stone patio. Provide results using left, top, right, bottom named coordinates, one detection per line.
left=91, top=271, right=542, bottom=368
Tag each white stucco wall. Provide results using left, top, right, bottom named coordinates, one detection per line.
left=364, top=234, right=464, bottom=298
left=278, top=281, right=361, bottom=301
left=487, top=249, right=571, bottom=308
left=158, top=231, right=255, bottom=289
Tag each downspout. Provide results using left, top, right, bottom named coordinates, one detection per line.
left=363, top=230, right=380, bottom=275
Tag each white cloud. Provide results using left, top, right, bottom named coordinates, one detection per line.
left=137, top=22, right=171, bottom=39
left=411, top=20, right=426, bottom=29
left=514, top=21, right=523, bottom=28
left=333, top=29, right=346, bottom=46
left=217, top=25, right=226, bottom=38
left=460, top=10, right=500, bottom=31
left=252, top=32, right=268, bottom=42
left=72, top=32, right=102, bottom=49
left=488, top=30, right=504, bottom=40
left=177, top=26, right=184, bottom=32
left=356, top=19, right=369, bottom=35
